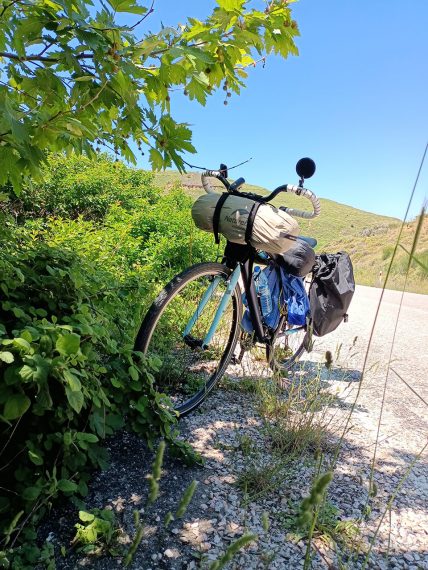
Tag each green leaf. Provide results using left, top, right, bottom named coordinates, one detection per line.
left=74, top=75, right=95, bottom=82
left=28, top=450, right=44, bottom=466
left=56, top=333, right=80, bottom=356
left=63, top=369, right=82, bottom=391
left=0, top=352, right=14, bottom=364
left=12, top=337, right=32, bottom=352
left=149, top=148, right=164, bottom=170
left=106, top=413, right=124, bottom=430
left=20, top=330, right=32, bottom=343
left=128, top=365, right=139, bottom=381
left=107, top=0, right=147, bottom=13
left=186, top=78, right=208, bottom=105
left=78, top=479, right=89, bottom=497
left=65, top=386, right=84, bottom=414
left=79, top=510, right=95, bottom=522
left=63, top=431, right=73, bottom=446
left=76, top=432, right=98, bottom=443
left=19, top=365, right=34, bottom=381
left=58, top=479, right=78, bottom=493
left=3, top=393, right=31, bottom=420
left=217, top=0, right=244, bottom=11
left=22, top=486, right=41, bottom=501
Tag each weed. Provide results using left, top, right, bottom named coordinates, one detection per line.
left=236, top=463, right=279, bottom=496
left=237, top=433, right=255, bottom=457
left=256, top=367, right=335, bottom=456
left=71, top=509, right=119, bottom=556
left=220, top=375, right=260, bottom=393
left=208, top=533, right=258, bottom=570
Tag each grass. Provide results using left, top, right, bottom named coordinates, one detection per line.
left=278, top=497, right=363, bottom=562
left=230, top=357, right=341, bottom=504
left=257, top=367, right=337, bottom=456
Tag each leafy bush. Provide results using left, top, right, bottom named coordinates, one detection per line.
left=0, top=153, right=217, bottom=562
left=0, top=215, right=194, bottom=560
left=6, top=153, right=157, bottom=221
left=131, top=186, right=217, bottom=281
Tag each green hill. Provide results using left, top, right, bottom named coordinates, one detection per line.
left=153, top=170, right=428, bottom=294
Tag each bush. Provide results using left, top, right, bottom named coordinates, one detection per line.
left=5, top=153, right=157, bottom=221
left=0, top=214, right=194, bottom=559
left=0, top=154, right=216, bottom=560
left=131, top=186, right=217, bottom=281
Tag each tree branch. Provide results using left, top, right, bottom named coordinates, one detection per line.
left=129, top=0, right=155, bottom=31
left=0, top=51, right=94, bottom=63
left=0, top=0, right=25, bottom=18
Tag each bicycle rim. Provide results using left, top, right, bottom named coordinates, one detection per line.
left=266, top=321, right=307, bottom=374
left=135, top=263, right=242, bottom=416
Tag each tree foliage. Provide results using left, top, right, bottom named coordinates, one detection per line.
left=0, top=0, right=299, bottom=192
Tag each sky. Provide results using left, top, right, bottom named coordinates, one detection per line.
left=136, top=1, right=428, bottom=220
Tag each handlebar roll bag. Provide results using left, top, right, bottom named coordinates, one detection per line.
left=192, top=193, right=299, bottom=254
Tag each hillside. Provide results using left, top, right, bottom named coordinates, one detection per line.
left=153, top=170, right=428, bottom=294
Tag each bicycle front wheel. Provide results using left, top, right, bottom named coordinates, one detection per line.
left=134, top=262, right=242, bottom=416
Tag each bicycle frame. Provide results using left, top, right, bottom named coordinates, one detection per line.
left=183, top=243, right=305, bottom=349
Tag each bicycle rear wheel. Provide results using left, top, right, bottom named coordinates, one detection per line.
left=134, top=262, right=242, bottom=416
left=266, top=316, right=308, bottom=373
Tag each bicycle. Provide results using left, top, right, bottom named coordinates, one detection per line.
left=134, top=158, right=321, bottom=416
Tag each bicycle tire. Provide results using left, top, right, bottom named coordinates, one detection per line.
left=266, top=272, right=313, bottom=374
left=134, top=262, right=242, bottom=416
left=266, top=321, right=308, bottom=373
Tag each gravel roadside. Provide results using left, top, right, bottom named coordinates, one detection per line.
left=48, top=286, right=428, bottom=569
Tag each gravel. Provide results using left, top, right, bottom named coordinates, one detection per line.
left=45, top=286, right=428, bottom=569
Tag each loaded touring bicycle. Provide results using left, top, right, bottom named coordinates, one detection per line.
left=135, top=158, right=355, bottom=416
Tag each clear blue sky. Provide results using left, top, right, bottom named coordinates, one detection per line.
left=136, top=1, right=428, bottom=220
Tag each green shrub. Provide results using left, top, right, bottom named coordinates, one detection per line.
left=131, top=186, right=217, bottom=280
left=6, top=153, right=157, bottom=221
left=0, top=218, right=192, bottom=558
left=0, top=154, right=215, bottom=560
left=381, top=245, right=394, bottom=260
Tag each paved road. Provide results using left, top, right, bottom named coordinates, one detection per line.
left=302, top=285, right=428, bottom=565
left=307, top=285, right=428, bottom=441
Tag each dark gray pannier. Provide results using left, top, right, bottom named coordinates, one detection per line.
left=309, top=252, right=355, bottom=337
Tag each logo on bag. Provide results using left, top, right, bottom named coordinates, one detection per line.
left=224, top=208, right=248, bottom=227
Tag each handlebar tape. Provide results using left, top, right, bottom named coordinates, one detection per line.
left=280, top=185, right=321, bottom=219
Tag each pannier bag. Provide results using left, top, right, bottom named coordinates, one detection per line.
left=241, top=264, right=310, bottom=332
left=192, top=193, right=299, bottom=254
left=309, top=252, right=355, bottom=337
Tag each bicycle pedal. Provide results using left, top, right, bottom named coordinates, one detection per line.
left=183, top=334, right=205, bottom=350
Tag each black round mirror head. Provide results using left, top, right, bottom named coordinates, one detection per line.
left=296, top=157, right=316, bottom=180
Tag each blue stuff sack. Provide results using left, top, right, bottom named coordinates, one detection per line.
left=241, top=264, right=310, bottom=332
left=279, top=268, right=310, bottom=326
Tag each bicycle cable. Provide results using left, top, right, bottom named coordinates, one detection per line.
left=182, top=156, right=253, bottom=172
